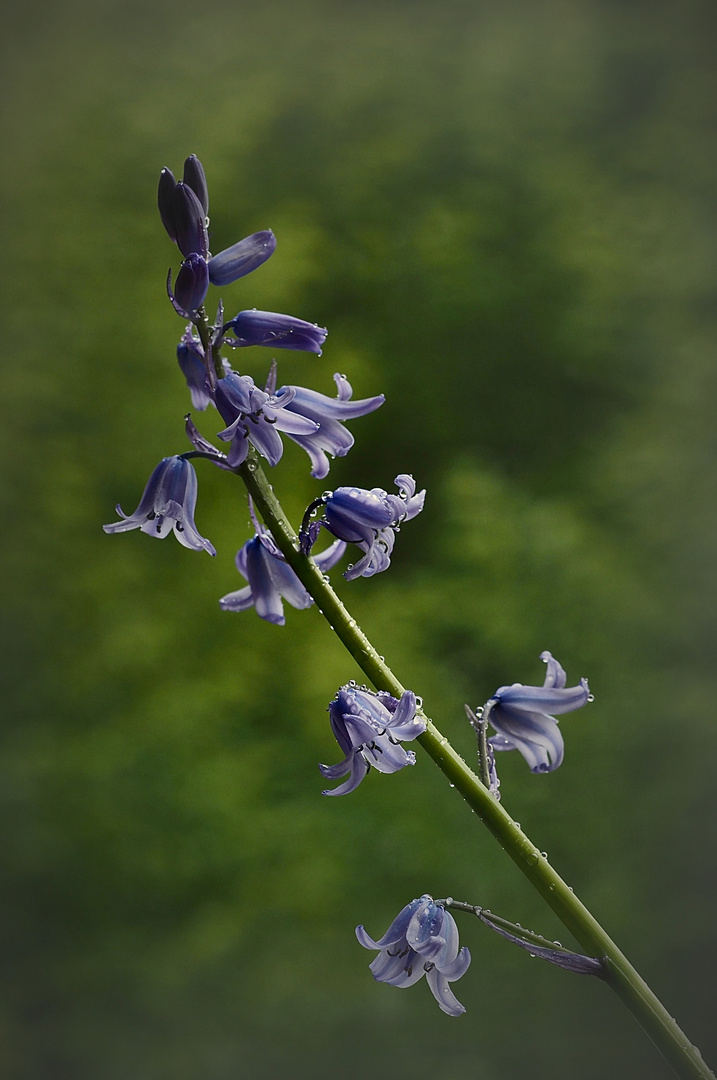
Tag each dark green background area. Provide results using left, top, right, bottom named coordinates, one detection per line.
left=2, top=1, right=716, bottom=1077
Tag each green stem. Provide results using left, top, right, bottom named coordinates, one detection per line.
left=236, top=453, right=713, bottom=1080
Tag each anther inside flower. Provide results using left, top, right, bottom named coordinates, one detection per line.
left=320, top=684, right=426, bottom=795
left=356, top=895, right=471, bottom=1016
left=484, top=650, right=590, bottom=773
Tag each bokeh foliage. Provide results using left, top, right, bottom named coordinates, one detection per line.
left=2, top=1, right=716, bottom=1077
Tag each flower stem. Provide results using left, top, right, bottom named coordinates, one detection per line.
left=236, top=452, right=713, bottom=1080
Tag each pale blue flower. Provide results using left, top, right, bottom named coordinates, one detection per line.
left=320, top=684, right=425, bottom=795
left=214, top=371, right=319, bottom=468
left=103, top=455, right=215, bottom=555
left=275, top=372, right=384, bottom=479
left=307, top=475, right=425, bottom=579
left=485, top=651, right=590, bottom=773
left=219, top=523, right=345, bottom=625
left=356, top=895, right=471, bottom=1016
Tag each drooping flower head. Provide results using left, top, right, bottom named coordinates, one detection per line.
left=484, top=651, right=590, bottom=773
left=219, top=514, right=345, bottom=625
left=320, top=684, right=426, bottom=796
left=103, top=455, right=215, bottom=555
left=356, top=895, right=471, bottom=1016
left=304, top=475, right=425, bottom=579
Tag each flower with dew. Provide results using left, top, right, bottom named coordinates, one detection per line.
left=219, top=518, right=345, bottom=625
left=103, top=455, right=215, bottom=555
left=222, top=310, right=327, bottom=354
left=356, top=895, right=471, bottom=1016
left=319, top=684, right=425, bottom=796
left=305, top=475, right=425, bottom=579
left=484, top=650, right=590, bottom=773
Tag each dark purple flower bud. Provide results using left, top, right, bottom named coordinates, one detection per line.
left=103, top=455, right=215, bottom=555
left=485, top=651, right=591, bottom=773
left=223, top=310, right=327, bottom=354
left=219, top=522, right=345, bottom=625
left=174, top=181, right=209, bottom=259
left=182, top=154, right=209, bottom=216
left=177, top=327, right=212, bottom=410
left=170, top=254, right=209, bottom=319
left=158, top=167, right=178, bottom=242
left=356, top=895, right=471, bottom=1016
left=320, top=684, right=425, bottom=796
left=208, top=231, right=277, bottom=286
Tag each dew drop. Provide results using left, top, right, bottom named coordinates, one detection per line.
left=587, top=693, right=595, bottom=702
left=540, top=851, right=548, bottom=859
left=415, top=696, right=423, bottom=708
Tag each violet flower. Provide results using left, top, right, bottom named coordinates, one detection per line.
left=219, top=524, right=345, bottom=625
left=319, top=684, right=425, bottom=796
left=307, top=475, right=425, bottom=579
left=485, top=651, right=590, bottom=773
left=167, top=252, right=209, bottom=320
left=208, top=231, right=277, bottom=286
left=356, top=895, right=471, bottom=1017
left=103, top=455, right=215, bottom=555
left=177, top=326, right=212, bottom=410
left=223, top=310, right=327, bottom=354
left=275, top=372, right=384, bottom=479
left=214, top=371, right=319, bottom=469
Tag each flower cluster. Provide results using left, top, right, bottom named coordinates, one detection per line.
left=214, top=367, right=383, bottom=475
left=356, top=895, right=471, bottom=1016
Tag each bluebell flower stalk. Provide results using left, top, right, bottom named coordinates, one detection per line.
left=320, top=684, right=425, bottom=795
left=437, top=899, right=604, bottom=977
left=102, top=152, right=714, bottom=1080
left=356, top=895, right=471, bottom=1016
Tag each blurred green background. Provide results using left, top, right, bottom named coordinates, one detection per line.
left=2, top=0, right=716, bottom=1077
